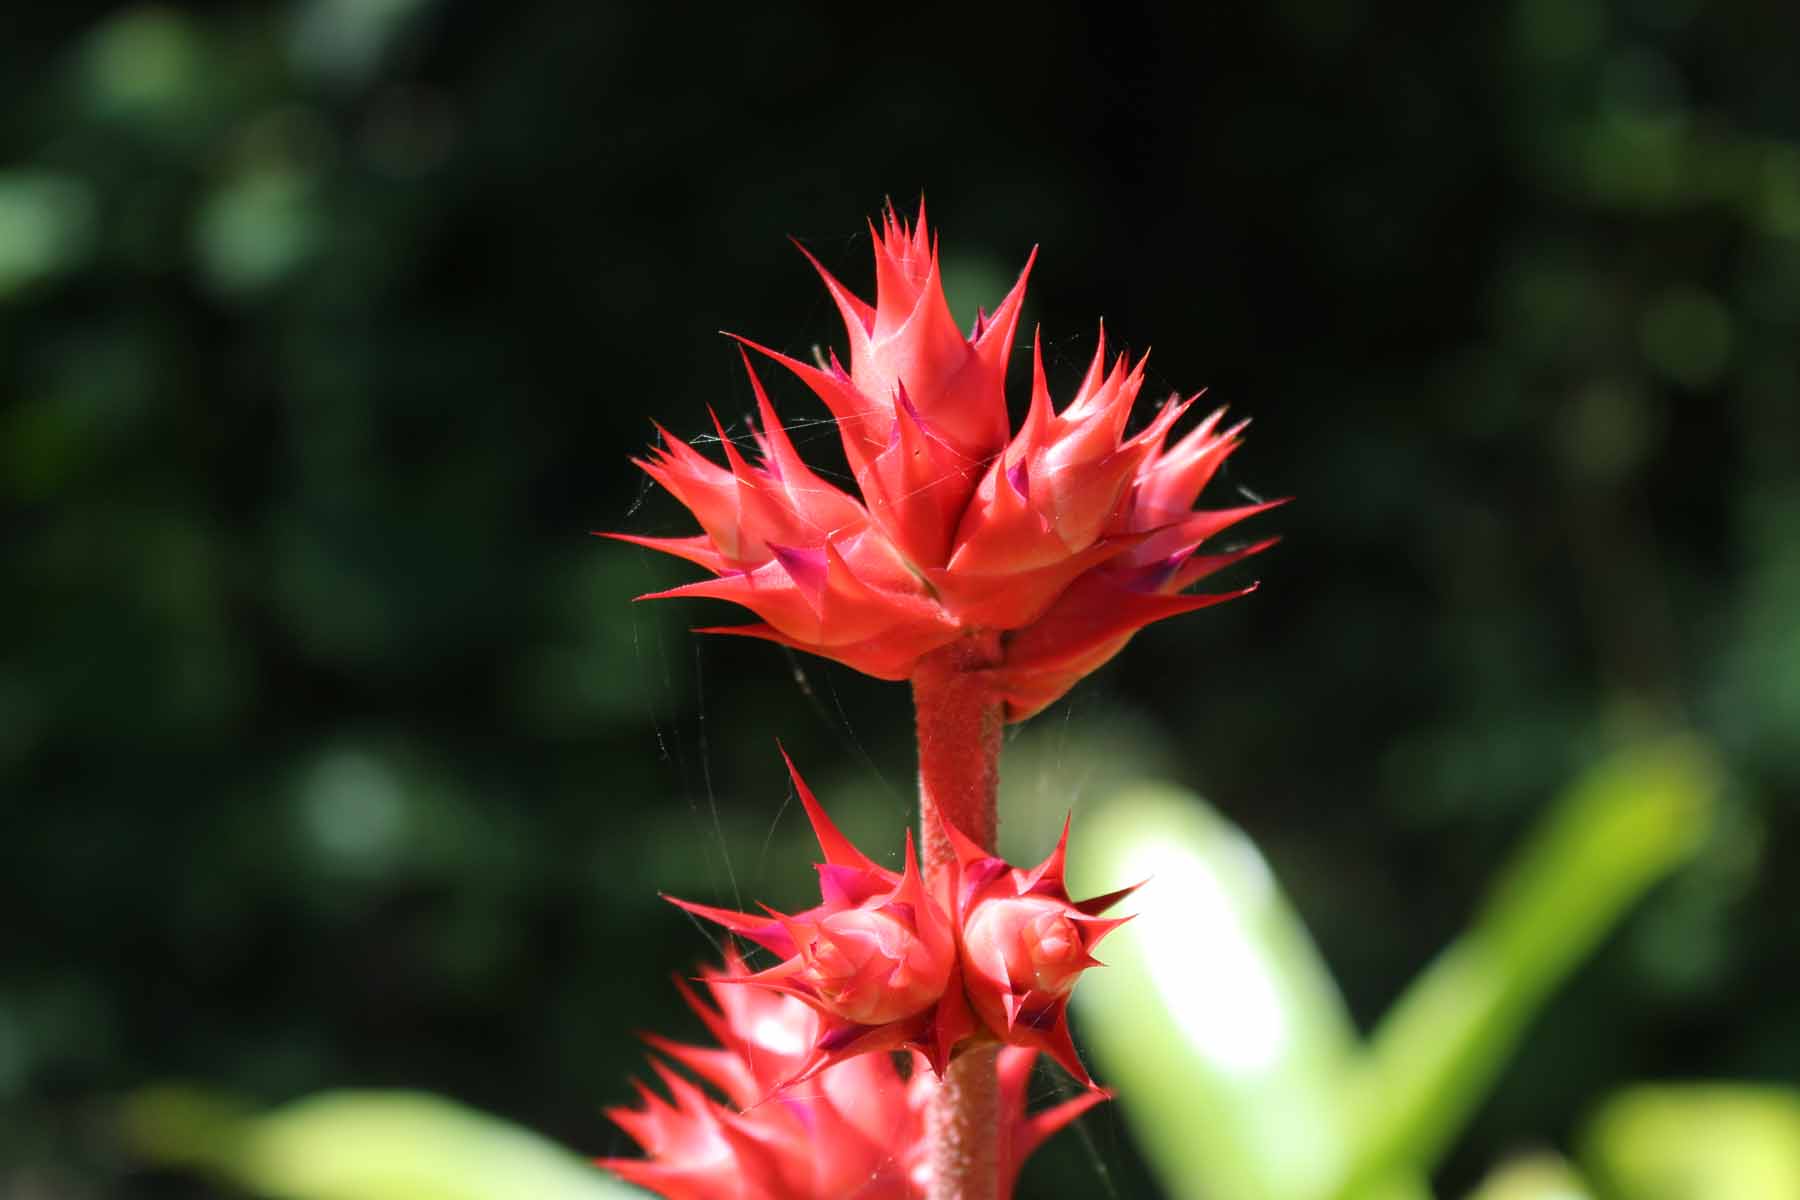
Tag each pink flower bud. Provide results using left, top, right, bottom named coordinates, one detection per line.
left=799, top=908, right=954, bottom=1025
left=937, top=813, right=1139, bottom=1088
left=963, top=895, right=1088, bottom=999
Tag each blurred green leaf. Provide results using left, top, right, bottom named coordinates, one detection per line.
left=0, top=172, right=97, bottom=295
left=290, top=0, right=435, bottom=85
left=1512, top=0, right=1605, bottom=64
left=1464, top=1154, right=1595, bottom=1200
left=195, top=164, right=323, bottom=295
left=1068, top=784, right=1429, bottom=1200
left=126, top=1085, right=648, bottom=1200
left=1757, top=146, right=1800, bottom=238
left=77, top=6, right=205, bottom=119
left=1640, top=287, right=1734, bottom=388
left=1340, top=737, right=1720, bottom=1194
left=1583, top=1084, right=1800, bottom=1200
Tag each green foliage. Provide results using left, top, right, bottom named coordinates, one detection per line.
left=1071, top=738, right=1721, bottom=1200
left=1465, top=1156, right=1594, bottom=1200
left=1344, top=740, right=1717, bottom=1191
left=126, top=1086, right=647, bottom=1200
left=1070, top=784, right=1408, bottom=1200
left=1583, top=1084, right=1800, bottom=1200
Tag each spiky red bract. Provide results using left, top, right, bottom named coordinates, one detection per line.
left=614, top=203, right=1279, bottom=719
left=939, top=814, right=1137, bottom=1087
left=598, top=947, right=1108, bottom=1200
left=665, top=752, right=974, bottom=1083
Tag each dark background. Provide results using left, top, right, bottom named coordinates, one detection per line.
left=4, top=1, right=1797, bottom=1195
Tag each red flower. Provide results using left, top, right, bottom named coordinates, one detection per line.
left=615, top=203, right=1278, bottom=719
left=665, top=751, right=974, bottom=1082
left=598, top=947, right=1107, bottom=1200
left=668, top=753, right=1134, bottom=1090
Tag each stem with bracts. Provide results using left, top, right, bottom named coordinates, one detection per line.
left=914, top=636, right=1006, bottom=1200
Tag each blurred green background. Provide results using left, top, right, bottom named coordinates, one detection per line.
left=3, top=1, right=1797, bottom=1196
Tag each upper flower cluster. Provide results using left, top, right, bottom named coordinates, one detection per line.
left=599, top=947, right=1106, bottom=1200
left=617, top=204, right=1278, bottom=719
left=666, top=752, right=1132, bottom=1090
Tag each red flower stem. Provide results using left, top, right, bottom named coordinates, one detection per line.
left=913, top=633, right=1005, bottom=1200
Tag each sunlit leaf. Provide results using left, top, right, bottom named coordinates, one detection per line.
left=1068, top=784, right=1427, bottom=1200
left=1583, top=1084, right=1800, bottom=1200
left=126, top=1085, right=648, bottom=1200
left=1464, top=1154, right=1595, bottom=1200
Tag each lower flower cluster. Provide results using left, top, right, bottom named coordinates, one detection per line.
left=601, top=753, right=1130, bottom=1197
left=666, top=753, right=1130, bottom=1087
left=598, top=949, right=1106, bottom=1200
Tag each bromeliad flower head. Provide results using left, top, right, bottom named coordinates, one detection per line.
left=598, top=947, right=1108, bottom=1200
left=941, top=814, right=1137, bottom=1087
left=614, top=202, right=1281, bottom=720
left=666, top=751, right=973, bottom=1082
